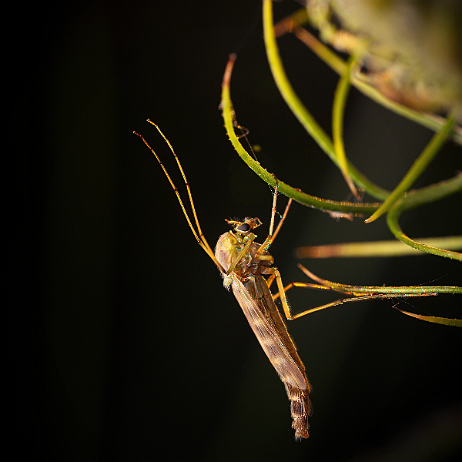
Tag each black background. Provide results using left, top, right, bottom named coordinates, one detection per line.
left=23, top=1, right=461, bottom=460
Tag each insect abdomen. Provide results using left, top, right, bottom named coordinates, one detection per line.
left=284, top=382, right=311, bottom=440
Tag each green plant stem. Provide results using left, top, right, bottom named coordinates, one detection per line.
left=386, top=174, right=462, bottom=260
left=332, top=54, right=359, bottom=198
left=366, top=114, right=456, bottom=223
left=394, top=310, right=462, bottom=327
left=300, top=263, right=461, bottom=295
left=221, top=54, right=381, bottom=214
left=262, top=0, right=390, bottom=201
left=281, top=10, right=462, bottom=146
left=297, top=265, right=461, bottom=326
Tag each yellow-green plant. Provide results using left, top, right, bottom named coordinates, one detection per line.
left=220, top=0, right=461, bottom=326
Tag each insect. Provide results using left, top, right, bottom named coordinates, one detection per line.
left=134, top=120, right=312, bottom=440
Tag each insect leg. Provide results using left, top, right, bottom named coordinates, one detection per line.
left=257, top=179, right=279, bottom=255
left=266, top=272, right=277, bottom=290
left=257, top=183, right=293, bottom=255
left=134, top=122, right=226, bottom=273
left=272, top=266, right=439, bottom=320
left=268, top=267, right=383, bottom=320
left=272, top=198, right=292, bottom=244
left=266, top=267, right=298, bottom=321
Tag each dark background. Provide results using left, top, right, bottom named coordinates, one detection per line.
left=23, top=1, right=461, bottom=460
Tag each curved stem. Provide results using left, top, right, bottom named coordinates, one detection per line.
left=332, top=55, right=359, bottom=198
left=262, top=0, right=390, bottom=200
left=386, top=174, right=462, bottom=260
left=221, top=54, right=381, bottom=214
left=279, top=9, right=462, bottom=146
left=366, top=114, right=456, bottom=223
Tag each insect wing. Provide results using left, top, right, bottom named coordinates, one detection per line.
left=231, top=276, right=308, bottom=390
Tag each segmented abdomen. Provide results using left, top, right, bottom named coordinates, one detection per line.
left=232, top=275, right=312, bottom=439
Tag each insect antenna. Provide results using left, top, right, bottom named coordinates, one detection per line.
left=133, top=121, right=225, bottom=272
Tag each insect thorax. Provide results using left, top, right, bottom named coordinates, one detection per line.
left=215, top=229, right=273, bottom=285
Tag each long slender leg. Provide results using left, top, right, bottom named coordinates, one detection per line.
left=266, top=272, right=277, bottom=290
left=146, top=121, right=216, bottom=255
left=264, top=267, right=300, bottom=321
left=273, top=282, right=331, bottom=298
left=272, top=278, right=438, bottom=320
left=133, top=123, right=225, bottom=273
left=272, top=198, right=293, bottom=243
left=267, top=267, right=385, bottom=320
left=258, top=182, right=293, bottom=256
left=258, top=179, right=279, bottom=255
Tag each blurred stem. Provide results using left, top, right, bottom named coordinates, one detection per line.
left=295, top=236, right=462, bottom=258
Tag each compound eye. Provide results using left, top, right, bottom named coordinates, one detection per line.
left=236, top=223, right=250, bottom=233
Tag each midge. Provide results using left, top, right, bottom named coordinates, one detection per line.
left=134, top=120, right=312, bottom=440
